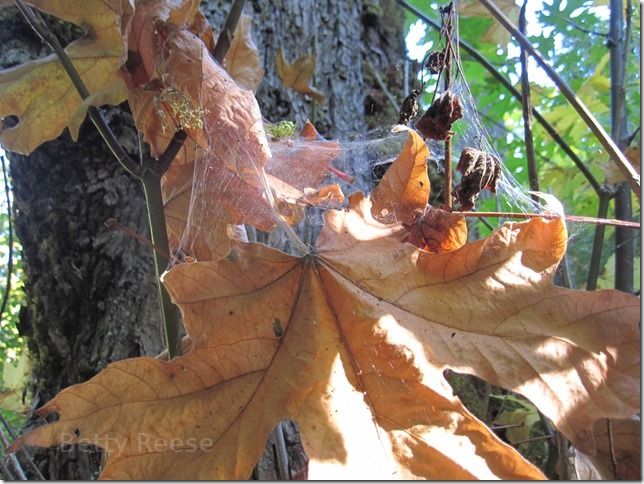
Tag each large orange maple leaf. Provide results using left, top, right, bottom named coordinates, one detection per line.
left=11, top=187, right=639, bottom=479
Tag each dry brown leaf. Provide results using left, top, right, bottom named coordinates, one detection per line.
left=275, top=49, right=325, bottom=103
left=404, top=205, right=467, bottom=253
left=267, top=121, right=341, bottom=191
left=12, top=192, right=639, bottom=479
left=575, top=417, right=641, bottom=480
left=224, top=15, right=264, bottom=91
left=603, top=145, right=640, bottom=184
left=302, top=184, right=345, bottom=207
left=457, top=0, right=520, bottom=45
left=0, top=0, right=134, bottom=153
left=371, top=128, right=430, bottom=224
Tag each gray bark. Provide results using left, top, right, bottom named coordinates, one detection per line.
left=1, top=0, right=402, bottom=479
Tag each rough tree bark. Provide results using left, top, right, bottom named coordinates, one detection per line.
left=1, top=0, right=402, bottom=479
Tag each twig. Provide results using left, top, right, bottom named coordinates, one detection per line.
left=0, top=414, right=45, bottom=480
left=586, top=190, right=612, bottom=290
left=396, top=0, right=602, bottom=194
left=105, top=218, right=170, bottom=260
left=610, top=0, right=634, bottom=294
left=0, top=455, right=15, bottom=480
left=606, top=418, right=619, bottom=478
left=479, top=0, right=640, bottom=197
left=0, top=427, right=26, bottom=480
left=273, top=422, right=290, bottom=480
left=511, top=433, right=553, bottom=446
left=365, top=61, right=399, bottom=112
left=519, top=2, right=539, bottom=202
left=213, top=0, right=246, bottom=63
left=489, top=422, right=524, bottom=431
left=0, top=156, right=13, bottom=325
left=451, top=210, right=640, bottom=229
left=551, top=13, right=609, bottom=37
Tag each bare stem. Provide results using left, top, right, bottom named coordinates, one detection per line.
left=519, top=2, right=539, bottom=202
left=586, top=191, right=612, bottom=290
left=479, top=0, right=640, bottom=197
left=213, top=0, right=247, bottom=63
left=0, top=157, right=13, bottom=325
left=452, top=210, right=640, bottom=229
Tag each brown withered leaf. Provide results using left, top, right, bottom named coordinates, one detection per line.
left=415, top=91, right=463, bottom=140
left=224, top=15, right=264, bottom=91
left=575, top=417, right=641, bottom=480
left=453, top=147, right=502, bottom=211
left=0, top=0, right=133, bottom=153
left=371, top=127, right=430, bottom=224
left=275, top=49, right=325, bottom=103
left=267, top=121, right=341, bottom=191
left=301, top=184, right=345, bottom=207
left=12, top=192, right=639, bottom=479
left=404, top=205, right=467, bottom=253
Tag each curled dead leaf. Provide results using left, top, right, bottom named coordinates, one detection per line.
left=404, top=205, right=467, bottom=253
left=415, top=91, right=463, bottom=141
left=453, top=147, right=501, bottom=211
left=224, top=15, right=264, bottom=91
left=275, top=49, right=325, bottom=103
left=370, top=127, right=430, bottom=224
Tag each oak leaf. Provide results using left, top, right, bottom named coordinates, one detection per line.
left=0, top=0, right=134, bottom=154
left=275, top=49, right=325, bottom=103
left=12, top=192, right=639, bottom=479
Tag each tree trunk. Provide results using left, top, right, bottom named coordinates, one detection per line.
left=1, top=0, right=402, bottom=479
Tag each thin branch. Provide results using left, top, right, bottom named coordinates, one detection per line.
left=365, top=61, right=399, bottom=111
left=586, top=191, right=612, bottom=290
left=479, top=0, right=640, bottom=197
left=0, top=414, right=45, bottom=480
left=451, top=210, right=640, bottom=229
left=213, top=0, right=247, bottom=63
left=273, top=422, right=290, bottom=480
left=519, top=2, right=539, bottom=202
left=0, top=455, right=15, bottom=480
left=0, top=427, right=26, bottom=480
left=0, top=156, right=13, bottom=325
left=606, top=419, right=619, bottom=478
left=550, top=13, right=609, bottom=37
left=396, top=0, right=602, bottom=194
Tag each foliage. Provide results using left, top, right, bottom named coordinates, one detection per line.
left=0, top=0, right=640, bottom=480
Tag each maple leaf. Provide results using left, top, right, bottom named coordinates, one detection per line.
left=457, top=0, right=520, bottom=45
left=0, top=0, right=134, bottom=154
left=11, top=189, right=639, bottom=479
left=223, top=15, right=264, bottom=91
left=275, top=49, right=325, bottom=103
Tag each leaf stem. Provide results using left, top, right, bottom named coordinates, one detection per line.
left=452, top=210, right=640, bottom=229
left=478, top=0, right=640, bottom=197
left=586, top=190, right=612, bottom=290
left=0, top=156, right=13, bottom=326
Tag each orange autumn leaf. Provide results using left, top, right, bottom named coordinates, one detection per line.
left=12, top=193, right=639, bottom=479
left=370, top=128, right=430, bottom=224
left=0, top=0, right=134, bottom=154
left=224, top=15, right=264, bottom=91
left=302, top=184, right=345, bottom=207
left=275, top=49, right=325, bottom=103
